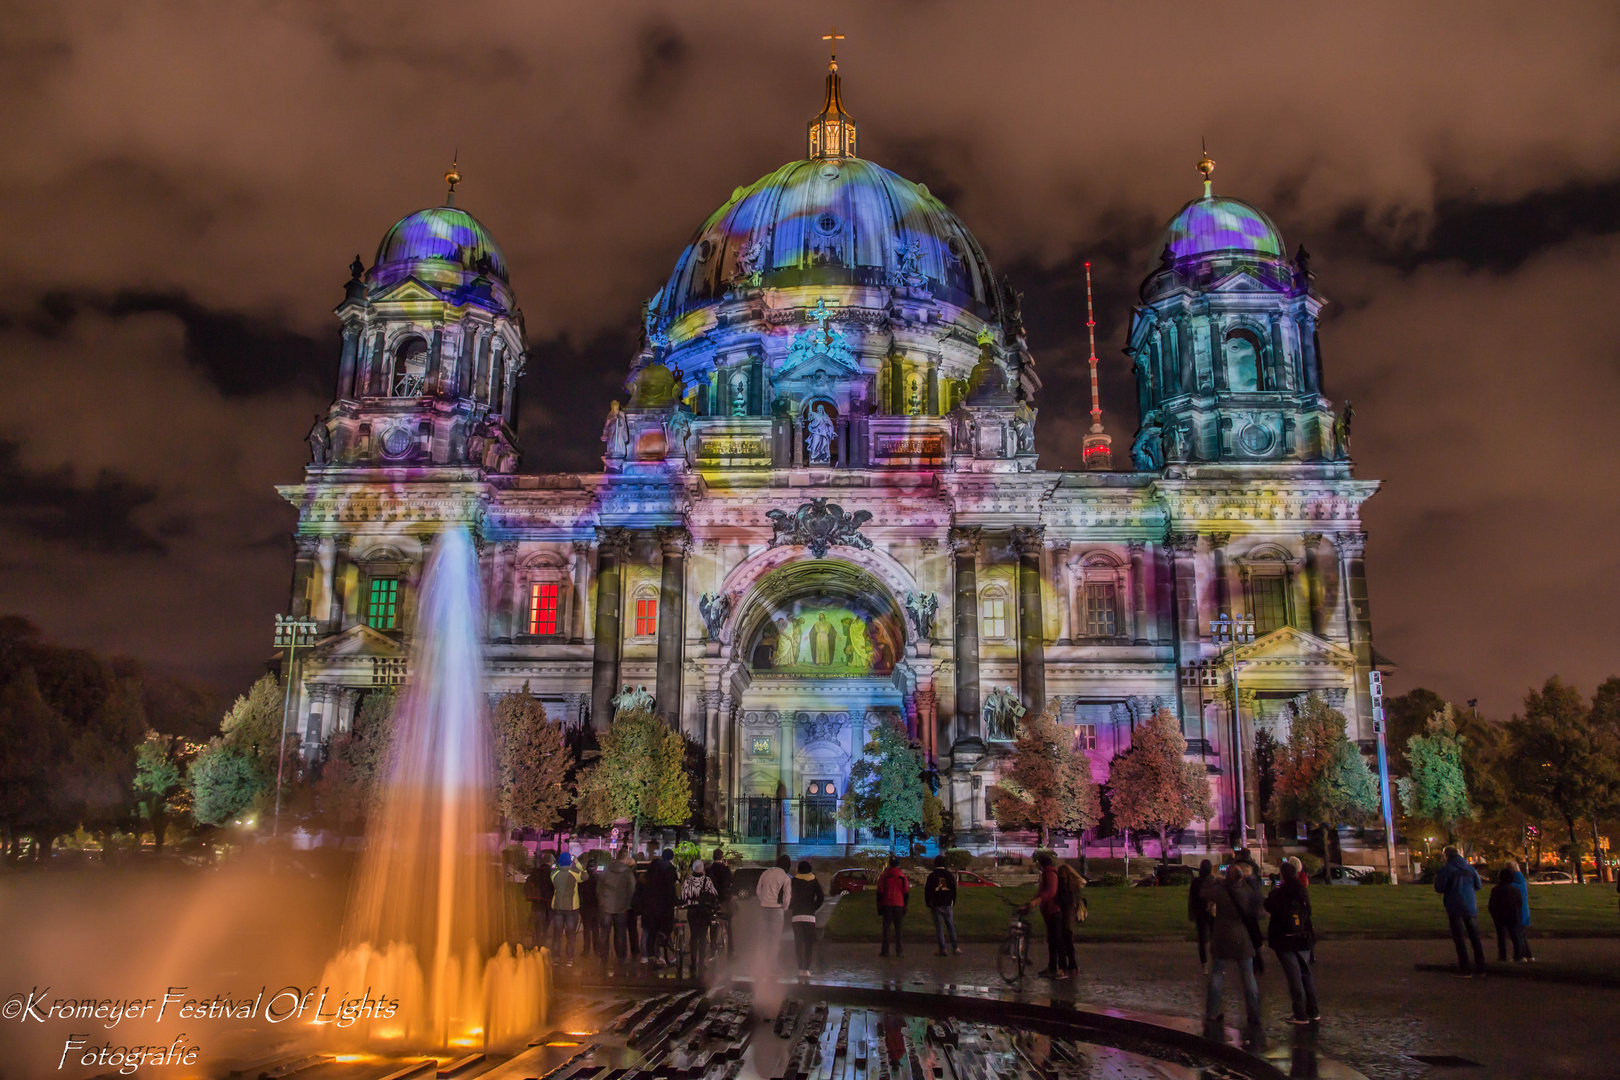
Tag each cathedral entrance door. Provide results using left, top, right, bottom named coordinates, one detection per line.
left=801, top=788, right=838, bottom=843
left=745, top=797, right=777, bottom=842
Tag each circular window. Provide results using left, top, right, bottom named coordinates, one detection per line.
left=815, top=212, right=841, bottom=236
left=819, top=163, right=840, bottom=181
left=1238, top=423, right=1275, bottom=456
left=696, top=238, right=715, bottom=262
left=946, top=236, right=964, bottom=258
left=381, top=425, right=415, bottom=458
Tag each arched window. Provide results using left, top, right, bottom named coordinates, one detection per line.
left=392, top=336, right=428, bottom=397
left=1224, top=328, right=1263, bottom=392
left=1075, top=554, right=1127, bottom=640
left=980, top=588, right=1010, bottom=640
left=632, top=586, right=659, bottom=638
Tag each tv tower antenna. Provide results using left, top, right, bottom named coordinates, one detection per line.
left=1082, top=261, right=1113, bottom=471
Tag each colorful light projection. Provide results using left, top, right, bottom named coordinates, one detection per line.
left=749, top=598, right=902, bottom=675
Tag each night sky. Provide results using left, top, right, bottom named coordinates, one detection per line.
left=0, top=3, right=1616, bottom=717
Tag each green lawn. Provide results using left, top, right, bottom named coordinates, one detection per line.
left=822, top=883, right=1620, bottom=944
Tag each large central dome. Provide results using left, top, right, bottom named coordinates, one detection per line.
left=657, top=157, right=998, bottom=323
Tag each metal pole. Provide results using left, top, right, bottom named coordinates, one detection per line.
left=1230, top=644, right=1247, bottom=844
left=1370, top=670, right=1398, bottom=883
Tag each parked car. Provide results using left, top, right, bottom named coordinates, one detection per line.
left=1325, top=866, right=1366, bottom=885
left=1528, top=870, right=1575, bottom=885
left=955, top=870, right=1000, bottom=887
left=830, top=868, right=874, bottom=895
left=730, top=866, right=767, bottom=898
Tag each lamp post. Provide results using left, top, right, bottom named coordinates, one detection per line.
left=1211, top=614, right=1256, bottom=851
left=1369, top=670, right=1399, bottom=884
left=271, top=613, right=319, bottom=838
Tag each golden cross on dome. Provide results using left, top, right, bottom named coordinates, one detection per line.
left=822, top=25, right=844, bottom=67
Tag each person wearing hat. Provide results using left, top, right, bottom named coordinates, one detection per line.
left=681, top=858, right=722, bottom=975
left=551, top=850, right=586, bottom=967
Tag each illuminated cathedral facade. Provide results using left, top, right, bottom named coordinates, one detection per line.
left=278, top=58, right=1383, bottom=857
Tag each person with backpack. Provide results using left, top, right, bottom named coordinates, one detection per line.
left=1020, top=852, right=1066, bottom=980
left=706, top=849, right=735, bottom=956
left=681, top=858, right=721, bottom=975
left=877, top=856, right=911, bottom=958
left=598, top=848, right=636, bottom=971
left=1056, top=861, right=1087, bottom=974
left=1200, top=862, right=1264, bottom=1036
left=1190, top=860, right=1215, bottom=972
left=924, top=856, right=960, bottom=957
left=1264, top=862, right=1319, bottom=1024
left=1433, top=846, right=1486, bottom=977
left=550, top=851, right=586, bottom=967
left=789, top=860, right=825, bottom=977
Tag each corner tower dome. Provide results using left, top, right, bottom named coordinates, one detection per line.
left=372, top=205, right=510, bottom=289
left=1160, top=195, right=1285, bottom=261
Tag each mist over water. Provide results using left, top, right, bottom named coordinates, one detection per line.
left=322, top=526, right=547, bottom=1048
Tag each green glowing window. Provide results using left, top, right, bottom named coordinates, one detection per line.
left=635, top=595, right=659, bottom=637
left=367, top=578, right=399, bottom=630
left=529, top=581, right=560, bottom=635
left=1084, top=582, right=1117, bottom=638
left=980, top=595, right=1008, bottom=639
left=1251, top=575, right=1288, bottom=635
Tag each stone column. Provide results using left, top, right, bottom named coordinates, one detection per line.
left=949, top=527, right=982, bottom=744
left=328, top=533, right=353, bottom=631
left=1052, top=541, right=1073, bottom=644
left=1167, top=532, right=1202, bottom=734
left=1268, top=313, right=1288, bottom=391
left=779, top=710, right=797, bottom=843
left=315, top=536, right=337, bottom=634
left=703, top=689, right=722, bottom=823
left=362, top=329, right=385, bottom=397
left=1209, top=532, right=1232, bottom=618
left=496, top=541, right=520, bottom=641
left=1335, top=532, right=1375, bottom=739
left=654, top=526, right=690, bottom=726
left=569, top=540, right=590, bottom=643
left=1298, top=313, right=1320, bottom=396
left=1158, top=323, right=1178, bottom=396
left=916, top=683, right=938, bottom=762
left=718, top=690, right=735, bottom=830
left=1128, top=540, right=1150, bottom=645
left=337, top=324, right=361, bottom=401
left=1303, top=533, right=1329, bottom=637
left=1176, top=315, right=1196, bottom=394
left=589, top=527, right=631, bottom=730
left=424, top=323, right=444, bottom=393
left=290, top=535, right=320, bottom=618
left=1012, top=525, right=1046, bottom=716
left=488, top=337, right=507, bottom=413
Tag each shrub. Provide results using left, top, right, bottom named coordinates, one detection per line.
left=1034, top=848, right=1059, bottom=864
left=1089, top=873, right=1130, bottom=887
left=1299, top=852, right=1324, bottom=877
left=1360, top=870, right=1392, bottom=885
left=944, top=848, right=974, bottom=870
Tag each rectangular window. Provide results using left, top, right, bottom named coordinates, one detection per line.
left=1084, top=582, right=1117, bottom=638
left=1251, top=575, right=1288, bottom=635
left=635, top=596, right=659, bottom=637
left=366, top=578, right=399, bottom=630
left=981, top=596, right=1007, bottom=639
left=528, top=581, right=560, bottom=635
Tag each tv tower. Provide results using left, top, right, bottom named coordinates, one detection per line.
left=1081, top=261, right=1113, bottom=471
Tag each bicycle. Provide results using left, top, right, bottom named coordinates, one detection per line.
left=997, top=897, right=1033, bottom=985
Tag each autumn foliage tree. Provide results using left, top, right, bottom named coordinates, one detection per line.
left=1106, top=708, right=1212, bottom=863
left=987, top=702, right=1101, bottom=848
left=1269, top=693, right=1379, bottom=881
left=576, top=702, right=689, bottom=850
left=490, top=684, right=573, bottom=834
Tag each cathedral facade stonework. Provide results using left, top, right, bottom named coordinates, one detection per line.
left=278, top=68, right=1381, bottom=855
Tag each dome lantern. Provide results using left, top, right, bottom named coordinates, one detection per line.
left=807, top=27, right=857, bottom=160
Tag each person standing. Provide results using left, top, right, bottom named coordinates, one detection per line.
left=789, top=860, right=825, bottom=977
left=681, top=858, right=721, bottom=975
left=758, top=854, right=793, bottom=962
left=707, top=849, right=735, bottom=956
left=598, top=848, right=636, bottom=972
left=1190, top=860, right=1215, bottom=973
left=550, top=851, right=585, bottom=967
left=1506, top=860, right=1534, bottom=961
left=1020, top=852, right=1066, bottom=980
left=1201, top=863, right=1264, bottom=1036
left=643, top=848, right=679, bottom=966
left=1433, top=845, right=1486, bottom=977
left=877, top=857, right=911, bottom=958
left=1056, top=861, right=1086, bottom=974
left=579, top=852, right=602, bottom=962
left=1264, top=862, right=1320, bottom=1024
left=925, top=856, right=960, bottom=957
left=523, top=857, right=550, bottom=949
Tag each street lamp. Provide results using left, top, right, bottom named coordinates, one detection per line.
left=271, top=613, right=319, bottom=838
left=1210, top=614, right=1257, bottom=851
left=1369, top=670, right=1399, bottom=885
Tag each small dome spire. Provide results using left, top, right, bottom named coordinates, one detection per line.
left=1196, top=141, right=1216, bottom=199
left=807, top=27, right=856, bottom=160
left=444, top=153, right=461, bottom=206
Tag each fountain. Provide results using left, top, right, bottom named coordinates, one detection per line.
left=321, top=526, right=549, bottom=1049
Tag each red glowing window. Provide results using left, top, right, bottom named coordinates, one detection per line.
left=529, top=582, right=560, bottom=636
left=635, top=596, right=659, bottom=637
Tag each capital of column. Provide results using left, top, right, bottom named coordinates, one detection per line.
left=1165, top=531, right=1199, bottom=555
left=294, top=534, right=321, bottom=557
left=1301, top=532, right=1326, bottom=549
left=1126, top=539, right=1147, bottom=556
left=948, top=526, right=982, bottom=556
left=1010, top=524, right=1045, bottom=556
left=1331, top=531, right=1368, bottom=559
left=1206, top=531, right=1231, bottom=550
left=596, top=526, right=632, bottom=559
left=497, top=539, right=519, bottom=555
left=657, top=525, right=692, bottom=557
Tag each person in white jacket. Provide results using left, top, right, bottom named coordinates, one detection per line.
left=756, top=853, right=793, bottom=960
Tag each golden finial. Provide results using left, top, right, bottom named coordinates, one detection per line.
left=1197, top=139, right=1215, bottom=197
left=445, top=151, right=461, bottom=204
left=822, top=25, right=844, bottom=71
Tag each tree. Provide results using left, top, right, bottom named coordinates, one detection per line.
left=1107, top=708, right=1213, bottom=863
left=133, top=732, right=186, bottom=850
left=313, top=688, right=397, bottom=833
left=220, top=674, right=291, bottom=776
left=1397, top=705, right=1474, bottom=842
left=1269, top=693, right=1380, bottom=882
left=838, top=715, right=928, bottom=852
left=1503, top=677, right=1620, bottom=884
left=986, top=702, right=1102, bottom=849
left=1384, top=687, right=1450, bottom=775
left=187, top=739, right=265, bottom=826
left=575, top=703, right=689, bottom=850
left=490, top=684, right=572, bottom=833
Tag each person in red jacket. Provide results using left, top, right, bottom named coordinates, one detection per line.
left=877, top=856, right=911, bottom=957
left=1020, top=852, right=1067, bottom=980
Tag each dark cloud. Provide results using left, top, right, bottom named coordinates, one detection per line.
left=0, top=1, right=1616, bottom=710
left=0, top=440, right=164, bottom=554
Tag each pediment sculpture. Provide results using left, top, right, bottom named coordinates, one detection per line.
left=766, top=498, right=873, bottom=558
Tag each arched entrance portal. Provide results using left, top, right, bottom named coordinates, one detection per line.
left=729, top=559, right=907, bottom=850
